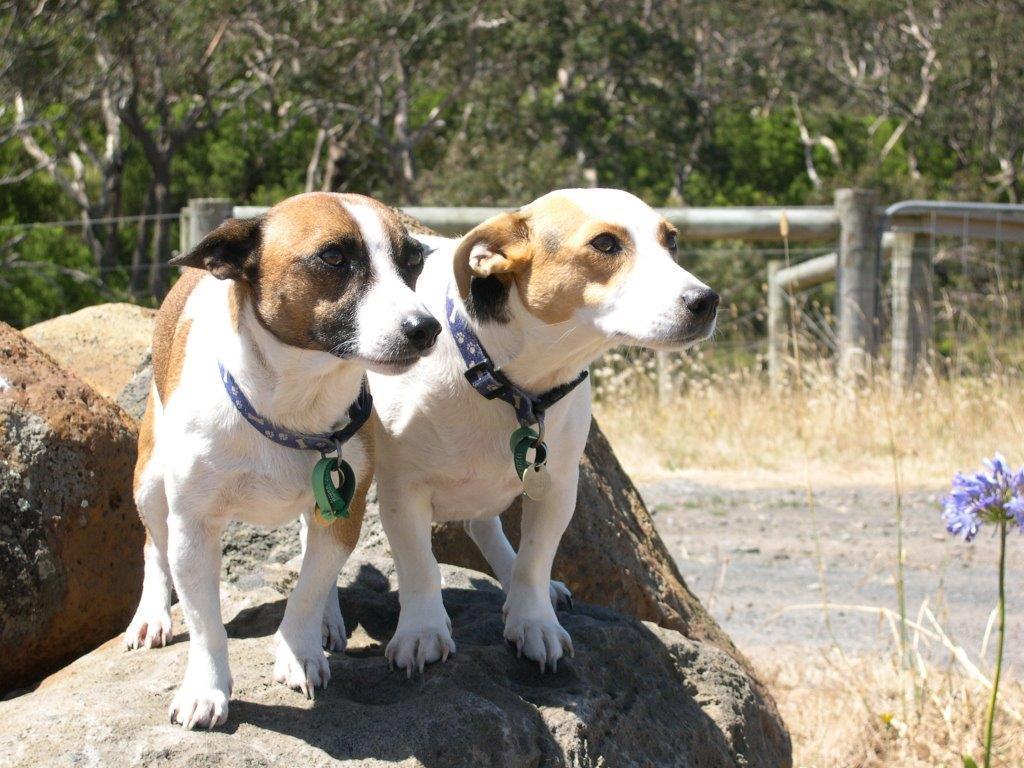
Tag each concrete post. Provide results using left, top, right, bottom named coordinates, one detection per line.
left=835, top=189, right=880, bottom=379
left=890, top=231, right=932, bottom=384
left=186, top=198, right=233, bottom=252
left=767, top=260, right=787, bottom=385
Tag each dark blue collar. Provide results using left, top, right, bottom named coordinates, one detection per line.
left=445, top=288, right=587, bottom=429
left=218, top=362, right=372, bottom=454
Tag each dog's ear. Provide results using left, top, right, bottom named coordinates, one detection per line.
left=169, top=216, right=263, bottom=281
left=453, top=210, right=530, bottom=298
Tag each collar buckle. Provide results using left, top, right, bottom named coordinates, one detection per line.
left=464, top=361, right=509, bottom=400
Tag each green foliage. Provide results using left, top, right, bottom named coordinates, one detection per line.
left=1, top=0, right=1021, bottom=326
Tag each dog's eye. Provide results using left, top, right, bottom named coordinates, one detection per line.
left=318, top=246, right=348, bottom=267
left=665, top=231, right=678, bottom=253
left=590, top=233, right=621, bottom=255
left=402, top=240, right=426, bottom=268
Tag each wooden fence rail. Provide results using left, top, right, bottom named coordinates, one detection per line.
left=180, top=192, right=1024, bottom=393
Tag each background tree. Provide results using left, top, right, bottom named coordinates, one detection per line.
left=1, top=0, right=1021, bottom=325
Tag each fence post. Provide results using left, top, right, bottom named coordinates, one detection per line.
left=766, top=260, right=786, bottom=385
left=655, top=352, right=673, bottom=403
left=890, top=231, right=932, bottom=384
left=185, top=198, right=233, bottom=252
left=835, top=188, right=880, bottom=380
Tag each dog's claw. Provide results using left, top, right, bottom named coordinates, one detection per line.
left=273, top=634, right=330, bottom=697
left=386, top=620, right=456, bottom=676
left=504, top=608, right=573, bottom=673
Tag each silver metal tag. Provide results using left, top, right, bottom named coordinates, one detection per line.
left=521, top=463, right=552, bottom=500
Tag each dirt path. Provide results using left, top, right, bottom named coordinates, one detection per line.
left=640, top=477, right=1024, bottom=671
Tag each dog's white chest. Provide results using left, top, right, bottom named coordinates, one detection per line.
left=427, top=449, right=524, bottom=521
left=228, top=464, right=316, bottom=526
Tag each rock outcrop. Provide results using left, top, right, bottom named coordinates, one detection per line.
left=434, top=419, right=750, bottom=663
left=0, top=534, right=791, bottom=768
left=0, top=323, right=145, bottom=692
left=22, top=303, right=156, bottom=399
left=113, top=312, right=790, bottom=763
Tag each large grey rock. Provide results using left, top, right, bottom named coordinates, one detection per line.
left=0, top=533, right=789, bottom=768
left=116, top=351, right=152, bottom=421
left=0, top=323, right=144, bottom=693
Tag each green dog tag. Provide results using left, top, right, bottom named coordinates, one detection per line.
left=510, top=425, right=548, bottom=485
left=311, top=456, right=356, bottom=521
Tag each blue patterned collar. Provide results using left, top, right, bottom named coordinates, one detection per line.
left=444, top=287, right=587, bottom=430
left=218, top=362, right=372, bottom=454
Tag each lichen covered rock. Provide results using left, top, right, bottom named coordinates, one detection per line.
left=0, top=322, right=144, bottom=692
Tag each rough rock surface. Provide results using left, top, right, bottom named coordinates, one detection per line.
left=434, top=419, right=749, bottom=663
left=22, top=303, right=156, bottom=399
left=116, top=351, right=152, bottom=421
left=0, top=323, right=144, bottom=692
left=116, top=356, right=790, bottom=763
left=0, top=531, right=790, bottom=768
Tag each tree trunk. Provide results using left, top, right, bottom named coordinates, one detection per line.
left=129, top=187, right=153, bottom=299
left=322, top=134, right=346, bottom=192
left=146, top=162, right=172, bottom=301
left=98, top=163, right=124, bottom=276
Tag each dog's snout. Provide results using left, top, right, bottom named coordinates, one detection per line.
left=401, top=313, right=442, bottom=352
left=681, top=288, right=719, bottom=322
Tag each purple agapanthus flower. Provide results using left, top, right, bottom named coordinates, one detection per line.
left=943, top=453, right=1024, bottom=541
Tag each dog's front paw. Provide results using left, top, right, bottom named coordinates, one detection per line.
left=274, top=633, right=331, bottom=698
left=504, top=599, right=574, bottom=673
left=124, top=606, right=173, bottom=650
left=169, top=682, right=230, bottom=730
left=321, top=590, right=347, bottom=652
left=386, top=621, right=455, bottom=676
left=549, top=580, right=573, bottom=611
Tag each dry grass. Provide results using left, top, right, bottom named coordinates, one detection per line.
left=593, top=358, right=1024, bottom=487
left=752, top=644, right=1024, bottom=768
left=593, top=356, right=1024, bottom=767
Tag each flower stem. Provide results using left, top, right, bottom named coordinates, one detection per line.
left=983, top=519, right=1008, bottom=768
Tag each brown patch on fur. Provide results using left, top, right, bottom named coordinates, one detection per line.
left=453, top=211, right=529, bottom=299
left=152, top=267, right=205, bottom=402
left=456, top=196, right=636, bottom=324
left=252, top=192, right=406, bottom=350
left=519, top=197, right=635, bottom=324
left=133, top=388, right=156, bottom=495
left=227, top=281, right=247, bottom=334
left=658, top=221, right=678, bottom=251
left=328, top=423, right=375, bottom=552
left=161, top=318, right=192, bottom=403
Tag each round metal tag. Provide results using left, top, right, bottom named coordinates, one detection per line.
left=521, top=463, right=552, bottom=501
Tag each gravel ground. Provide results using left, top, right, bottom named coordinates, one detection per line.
left=216, top=477, right=1023, bottom=673
left=641, top=478, right=1024, bottom=671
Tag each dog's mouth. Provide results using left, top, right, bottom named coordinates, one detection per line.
left=358, top=352, right=425, bottom=374
left=629, top=316, right=718, bottom=352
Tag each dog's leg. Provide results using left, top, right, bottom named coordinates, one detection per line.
left=379, top=479, right=455, bottom=675
left=166, top=504, right=231, bottom=730
left=124, top=477, right=174, bottom=650
left=502, top=470, right=579, bottom=672
left=274, top=511, right=351, bottom=696
left=464, top=517, right=572, bottom=611
left=299, top=516, right=346, bottom=651
left=125, top=402, right=174, bottom=650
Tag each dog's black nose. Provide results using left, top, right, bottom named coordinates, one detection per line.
left=682, top=288, right=720, bottom=321
left=401, top=313, right=441, bottom=352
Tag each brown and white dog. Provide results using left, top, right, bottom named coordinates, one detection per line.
left=124, top=192, right=439, bottom=729
left=368, top=188, right=718, bottom=674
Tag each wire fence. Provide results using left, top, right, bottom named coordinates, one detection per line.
left=0, top=211, right=181, bottom=232
left=4, top=206, right=1024, bottom=387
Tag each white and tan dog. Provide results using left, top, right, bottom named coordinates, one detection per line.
left=369, top=188, right=718, bottom=674
left=124, top=192, right=439, bottom=729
